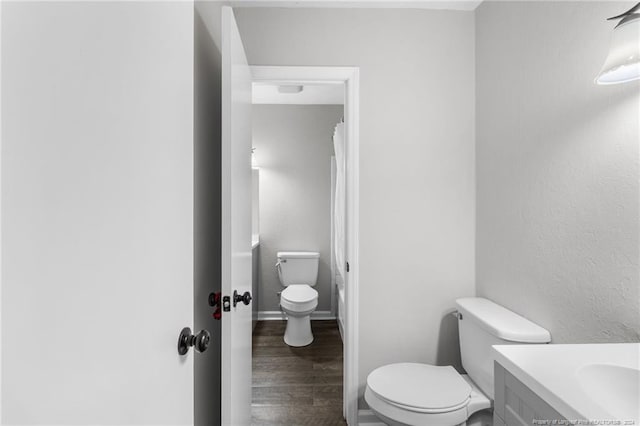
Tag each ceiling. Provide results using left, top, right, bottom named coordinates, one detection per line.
left=230, top=0, right=483, bottom=11
left=252, top=83, right=345, bottom=105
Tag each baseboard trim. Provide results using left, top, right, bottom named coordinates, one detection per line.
left=358, top=409, right=385, bottom=426
left=257, top=310, right=336, bottom=321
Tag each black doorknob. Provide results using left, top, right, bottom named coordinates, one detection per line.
left=177, top=327, right=211, bottom=355
left=233, top=290, right=252, bottom=307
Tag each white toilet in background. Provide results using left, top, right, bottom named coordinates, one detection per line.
left=365, top=297, right=551, bottom=426
left=276, top=251, right=320, bottom=347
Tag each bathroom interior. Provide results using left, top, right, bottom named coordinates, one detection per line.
left=232, top=1, right=640, bottom=424
left=249, top=81, right=347, bottom=424
left=1, top=1, right=639, bottom=426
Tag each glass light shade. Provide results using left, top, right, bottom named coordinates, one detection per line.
left=597, top=16, right=640, bottom=85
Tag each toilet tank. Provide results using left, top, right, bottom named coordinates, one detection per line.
left=456, top=297, right=551, bottom=400
left=276, top=252, right=320, bottom=286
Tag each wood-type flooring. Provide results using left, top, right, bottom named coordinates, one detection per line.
left=252, top=320, right=347, bottom=426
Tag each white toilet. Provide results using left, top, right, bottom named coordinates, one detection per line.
left=365, top=297, right=551, bottom=426
left=276, top=251, right=320, bottom=347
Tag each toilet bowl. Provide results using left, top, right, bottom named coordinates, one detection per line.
left=365, top=297, right=551, bottom=426
left=276, top=251, right=320, bottom=347
left=280, top=284, right=318, bottom=346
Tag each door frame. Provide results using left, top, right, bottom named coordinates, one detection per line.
left=0, top=2, right=4, bottom=420
left=221, top=7, right=253, bottom=425
left=251, top=65, right=360, bottom=426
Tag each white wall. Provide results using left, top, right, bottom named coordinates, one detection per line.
left=2, top=2, right=194, bottom=423
left=476, top=1, right=640, bottom=343
left=253, top=104, right=343, bottom=312
left=235, top=8, right=476, bottom=402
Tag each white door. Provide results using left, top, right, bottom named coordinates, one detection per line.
left=1, top=2, right=196, bottom=424
left=221, top=6, right=253, bottom=426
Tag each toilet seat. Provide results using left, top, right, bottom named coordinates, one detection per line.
left=281, top=285, right=318, bottom=313
left=367, top=363, right=471, bottom=413
left=365, top=363, right=490, bottom=426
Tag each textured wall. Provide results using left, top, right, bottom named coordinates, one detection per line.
left=236, top=8, right=476, bottom=403
left=252, top=104, right=343, bottom=313
left=476, top=1, right=640, bottom=343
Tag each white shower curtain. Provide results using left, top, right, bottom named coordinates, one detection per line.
left=333, top=122, right=346, bottom=285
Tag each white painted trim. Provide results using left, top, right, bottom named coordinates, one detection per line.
left=252, top=66, right=359, bottom=86
left=0, top=1, right=4, bottom=420
left=222, top=7, right=253, bottom=425
left=221, top=10, right=234, bottom=426
left=357, top=410, right=386, bottom=426
left=251, top=66, right=359, bottom=426
left=344, top=67, right=360, bottom=426
left=257, top=310, right=336, bottom=321
left=230, top=0, right=484, bottom=11
left=330, top=156, right=337, bottom=318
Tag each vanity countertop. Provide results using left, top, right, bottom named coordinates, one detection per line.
left=493, top=343, right=640, bottom=424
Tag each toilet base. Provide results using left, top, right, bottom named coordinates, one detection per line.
left=284, top=314, right=313, bottom=347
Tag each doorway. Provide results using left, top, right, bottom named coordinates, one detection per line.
left=250, top=66, right=360, bottom=425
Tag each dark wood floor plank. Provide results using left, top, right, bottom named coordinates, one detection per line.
left=252, top=406, right=348, bottom=426
left=313, top=385, right=343, bottom=407
left=253, top=371, right=343, bottom=387
left=252, top=385, right=313, bottom=407
left=252, top=320, right=346, bottom=425
left=254, top=347, right=342, bottom=358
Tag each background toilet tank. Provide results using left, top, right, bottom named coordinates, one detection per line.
left=276, top=252, right=320, bottom=286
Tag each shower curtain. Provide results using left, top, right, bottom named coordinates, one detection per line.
left=333, top=122, right=346, bottom=286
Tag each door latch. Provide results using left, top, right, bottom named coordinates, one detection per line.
left=214, top=292, right=249, bottom=313
left=233, top=290, right=252, bottom=307
left=208, top=292, right=222, bottom=320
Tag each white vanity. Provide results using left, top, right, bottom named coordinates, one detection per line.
left=493, top=343, right=640, bottom=426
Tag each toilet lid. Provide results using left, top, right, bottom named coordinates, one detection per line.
left=281, top=285, right=318, bottom=303
left=367, top=363, right=471, bottom=412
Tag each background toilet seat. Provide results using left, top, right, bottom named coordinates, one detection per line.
left=281, top=285, right=318, bottom=313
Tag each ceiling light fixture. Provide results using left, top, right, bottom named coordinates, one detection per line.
left=596, top=2, right=640, bottom=85
left=277, top=85, right=304, bottom=94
